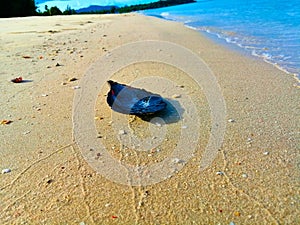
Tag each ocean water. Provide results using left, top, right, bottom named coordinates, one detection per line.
left=143, top=0, right=300, bottom=84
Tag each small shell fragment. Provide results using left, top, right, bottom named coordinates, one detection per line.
left=172, top=158, right=185, bottom=164
left=118, top=129, right=126, bottom=135
left=1, top=120, right=12, bottom=125
left=242, top=173, right=248, bottom=178
left=172, top=94, right=181, bottom=98
left=1, top=168, right=11, bottom=174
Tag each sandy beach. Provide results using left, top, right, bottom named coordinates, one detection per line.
left=0, top=14, right=299, bottom=224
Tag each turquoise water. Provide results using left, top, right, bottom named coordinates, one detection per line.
left=143, top=0, right=300, bottom=83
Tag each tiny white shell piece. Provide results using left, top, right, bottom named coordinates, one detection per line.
left=172, top=158, right=184, bottom=164
left=1, top=168, right=11, bottom=174
left=118, top=129, right=126, bottom=135
left=172, top=94, right=181, bottom=98
left=242, top=173, right=248, bottom=178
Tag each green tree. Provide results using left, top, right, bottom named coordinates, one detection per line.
left=110, top=6, right=117, bottom=14
left=63, top=5, right=76, bottom=15
left=49, top=6, right=62, bottom=15
left=42, top=5, right=49, bottom=15
left=118, top=0, right=195, bottom=13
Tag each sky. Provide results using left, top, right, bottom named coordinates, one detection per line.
left=35, top=0, right=155, bottom=11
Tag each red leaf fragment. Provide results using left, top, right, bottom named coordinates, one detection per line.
left=11, top=77, right=23, bottom=83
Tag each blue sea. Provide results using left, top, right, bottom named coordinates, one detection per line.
left=143, top=0, right=300, bottom=84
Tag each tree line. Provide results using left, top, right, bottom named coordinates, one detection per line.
left=118, top=0, right=195, bottom=13
left=0, top=0, right=195, bottom=18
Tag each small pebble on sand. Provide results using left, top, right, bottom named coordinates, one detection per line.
left=263, top=151, right=269, bottom=155
left=216, top=171, right=224, bottom=176
left=68, top=77, right=78, bottom=82
left=228, top=119, right=235, bottom=123
left=234, top=211, right=241, bottom=216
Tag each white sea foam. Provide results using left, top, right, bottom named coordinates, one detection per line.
left=143, top=0, right=300, bottom=86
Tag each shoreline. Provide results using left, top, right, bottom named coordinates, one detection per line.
left=197, top=26, right=300, bottom=87
left=144, top=13, right=300, bottom=88
left=0, top=14, right=299, bottom=224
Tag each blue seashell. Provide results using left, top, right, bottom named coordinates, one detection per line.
left=107, top=80, right=167, bottom=116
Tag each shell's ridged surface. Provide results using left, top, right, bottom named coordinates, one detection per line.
left=107, top=80, right=167, bottom=115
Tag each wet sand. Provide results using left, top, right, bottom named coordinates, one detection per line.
left=0, top=14, right=299, bottom=224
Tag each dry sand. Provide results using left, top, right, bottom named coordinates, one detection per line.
left=0, top=14, right=299, bottom=224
